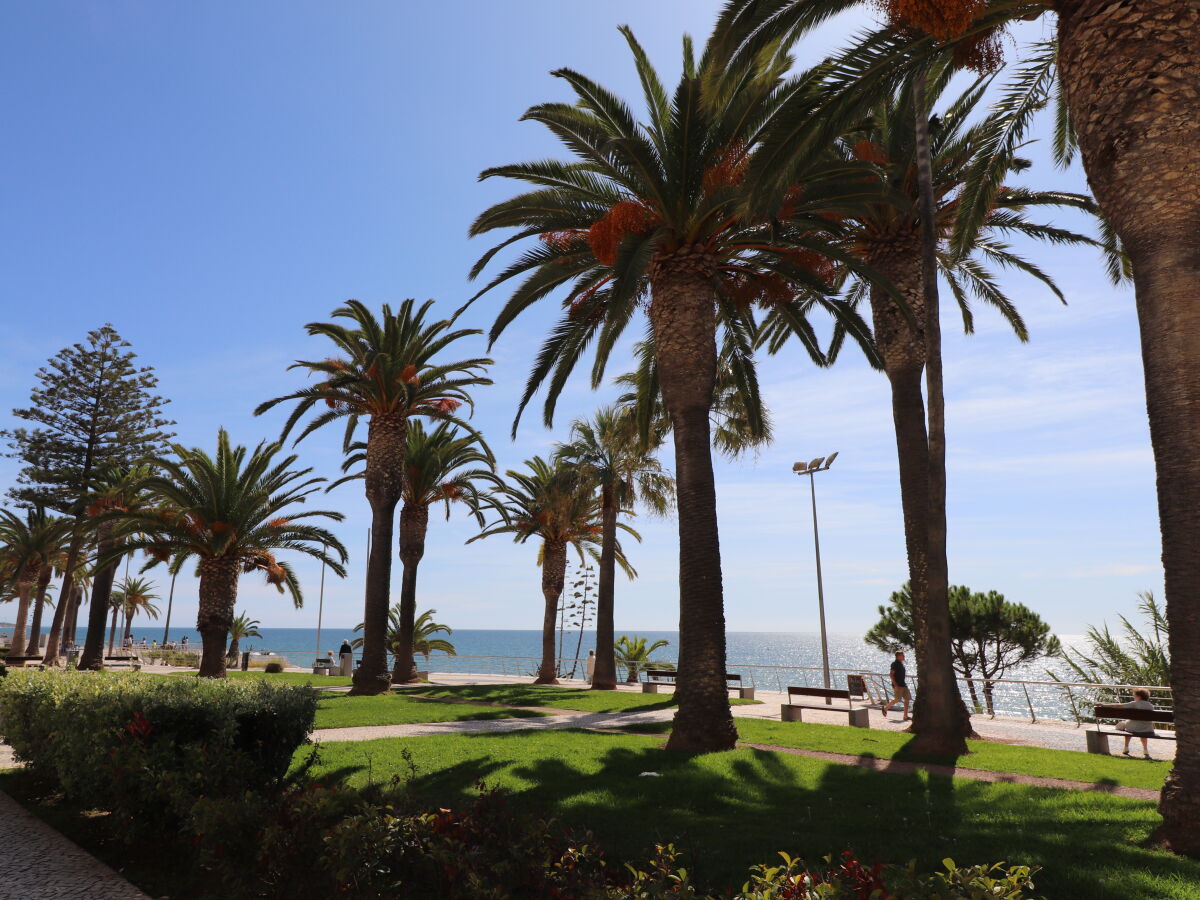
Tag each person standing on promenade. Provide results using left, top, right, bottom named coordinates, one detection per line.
left=339, top=639, right=353, bottom=677
left=882, top=651, right=911, bottom=721
left=586, top=649, right=596, bottom=685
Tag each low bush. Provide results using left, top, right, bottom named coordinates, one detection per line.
left=188, top=775, right=1043, bottom=899
left=146, top=648, right=201, bottom=667
left=0, top=669, right=316, bottom=837
left=264, top=661, right=284, bottom=674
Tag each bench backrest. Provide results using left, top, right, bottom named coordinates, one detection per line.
left=725, top=673, right=742, bottom=684
left=1094, top=705, right=1173, bottom=723
left=788, top=686, right=852, bottom=701
left=644, top=669, right=676, bottom=681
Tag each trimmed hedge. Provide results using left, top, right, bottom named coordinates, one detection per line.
left=0, top=669, right=316, bottom=837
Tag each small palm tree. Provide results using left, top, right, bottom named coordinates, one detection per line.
left=412, top=609, right=456, bottom=663
left=0, top=508, right=73, bottom=662
left=353, top=606, right=456, bottom=682
left=117, top=429, right=348, bottom=678
left=471, top=456, right=635, bottom=684
left=338, top=420, right=498, bottom=683
left=227, top=611, right=263, bottom=661
left=558, top=407, right=673, bottom=690
left=255, top=300, right=491, bottom=696
left=614, top=634, right=671, bottom=684
left=112, top=577, right=159, bottom=646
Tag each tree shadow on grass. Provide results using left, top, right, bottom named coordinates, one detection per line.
left=391, top=729, right=1199, bottom=897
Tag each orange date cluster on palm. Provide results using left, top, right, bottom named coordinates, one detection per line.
left=586, top=200, right=660, bottom=267
left=876, top=0, right=1004, bottom=74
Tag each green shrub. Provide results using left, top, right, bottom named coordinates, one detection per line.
left=147, top=649, right=201, bottom=667
left=186, top=777, right=1044, bottom=899
left=0, top=669, right=316, bottom=837
left=264, top=661, right=284, bottom=674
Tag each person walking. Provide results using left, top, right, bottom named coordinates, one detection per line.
left=882, top=650, right=911, bottom=721
left=585, top=649, right=596, bottom=685
left=339, top=639, right=353, bottom=677
left=1115, top=688, right=1157, bottom=758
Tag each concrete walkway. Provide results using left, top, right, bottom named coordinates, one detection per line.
left=0, top=789, right=150, bottom=899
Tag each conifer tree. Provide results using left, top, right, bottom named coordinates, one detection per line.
left=2, top=325, right=174, bottom=665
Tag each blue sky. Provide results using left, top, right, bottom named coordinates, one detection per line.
left=0, top=3, right=1158, bottom=635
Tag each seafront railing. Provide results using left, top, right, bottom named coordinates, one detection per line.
left=418, top=654, right=1173, bottom=727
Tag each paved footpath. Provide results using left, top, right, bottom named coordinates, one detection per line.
left=0, top=789, right=150, bottom=899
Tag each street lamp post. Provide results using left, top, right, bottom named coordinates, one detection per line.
left=793, top=452, right=839, bottom=698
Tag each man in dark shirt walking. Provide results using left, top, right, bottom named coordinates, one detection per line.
left=882, top=650, right=911, bottom=721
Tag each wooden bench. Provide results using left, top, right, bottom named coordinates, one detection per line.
left=641, top=669, right=677, bottom=693
left=3, top=657, right=44, bottom=672
left=104, top=655, right=142, bottom=672
left=782, top=686, right=869, bottom=728
left=1085, top=704, right=1175, bottom=754
left=641, top=670, right=756, bottom=700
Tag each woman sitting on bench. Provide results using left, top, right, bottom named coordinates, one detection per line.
left=1115, top=688, right=1156, bottom=758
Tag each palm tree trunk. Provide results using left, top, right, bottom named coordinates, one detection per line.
left=64, top=584, right=82, bottom=651
left=536, top=540, right=566, bottom=684
left=122, top=609, right=133, bottom=644
left=592, top=485, right=619, bottom=690
left=79, top=529, right=117, bottom=670
left=351, top=415, right=406, bottom=696
left=393, top=501, right=429, bottom=684
left=6, top=584, right=33, bottom=662
left=41, top=524, right=85, bottom=667
left=1055, top=0, right=1200, bottom=851
left=107, top=604, right=118, bottom=656
left=649, top=250, right=737, bottom=753
left=910, top=71, right=972, bottom=755
left=23, top=567, right=53, bottom=656
left=196, top=556, right=240, bottom=678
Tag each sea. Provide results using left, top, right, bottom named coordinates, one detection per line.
left=71, top=624, right=1090, bottom=722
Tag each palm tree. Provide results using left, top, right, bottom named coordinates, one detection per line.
left=717, top=0, right=1200, bottom=848
left=226, top=611, right=263, bottom=661
left=615, top=635, right=671, bottom=684
left=353, top=605, right=456, bottom=682
left=78, top=465, right=153, bottom=670
left=116, top=429, right=348, bottom=677
left=0, top=509, right=73, bottom=663
left=112, top=577, right=159, bottom=646
left=21, top=553, right=60, bottom=657
left=255, top=300, right=491, bottom=696
left=412, top=609, right=456, bottom=664
left=337, top=420, right=498, bottom=683
left=761, top=76, right=1112, bottom=753
left=471, top=456, right=634, bottom=685
left=466, top=25, right=876, bottom=752
left=558, top=407, right=674, bottom=690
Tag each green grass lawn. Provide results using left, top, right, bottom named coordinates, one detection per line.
left=395, top=683, right=760, bottom=713
left=313, top=693, right=549, bottom=728
left=305, top=729, right=1200, bottom=899
left=621, top=717, right=1171, bottom=791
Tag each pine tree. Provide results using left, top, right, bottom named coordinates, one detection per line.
left=2, top=324, right=174, bottom=665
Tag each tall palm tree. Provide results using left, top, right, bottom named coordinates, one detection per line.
left=255, top=300, right=491, bottom=696
left=471, top=456, right=635, bottom=685
left=717, top=0, right=1200, bottom=847
left=112, top=577, right=159, bottom=645
left=227, top=611, right=263, bottom=661
left=0, top=509, right=72, bottom=662
left=78, top=465, right=153, bottom=670
left=368, top=421, right=497, bottom=683
left=558, top=407, right=674, bottom=690
left=21, top=548, right=62, bottom=657
left=466, top=25, right=876, bottom=751
left=116, top=429, right=348, bottom=677
left=759, top=75, right=1113, bottom=752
